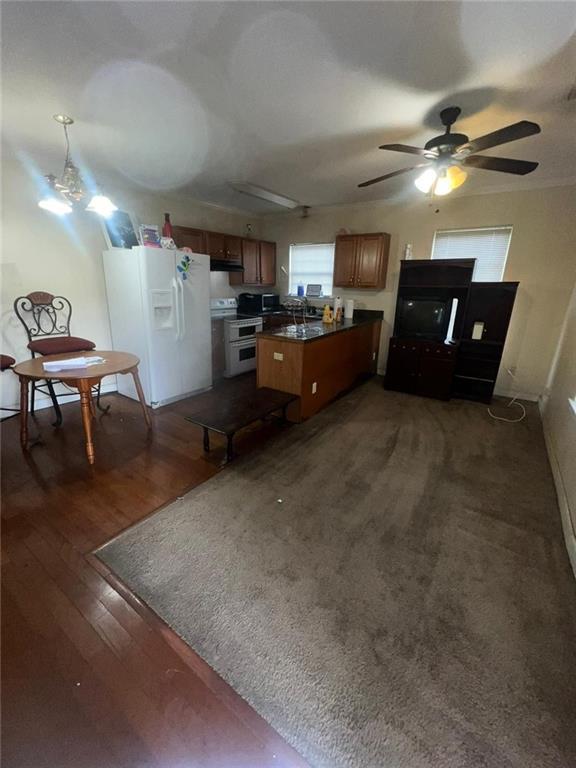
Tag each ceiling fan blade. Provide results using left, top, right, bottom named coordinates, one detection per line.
left=463, top=155, right=538, bottom=175
left=358, top=164, right=428, bottom=188
left=379, top=143, right=435, bottom=157
left=457, top=120, right=541, bottom=155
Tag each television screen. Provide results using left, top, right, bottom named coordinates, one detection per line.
left=398, top=298, right=449, bottom=339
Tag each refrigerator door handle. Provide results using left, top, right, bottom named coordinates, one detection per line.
left=178, top=278, right=186, bottom=340
left=172, top=278, right=181, bottom=340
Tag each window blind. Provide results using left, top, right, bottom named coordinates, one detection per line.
left=289, top=243, right=335, bottom=296
left=431, top=227, right=512, bottom=282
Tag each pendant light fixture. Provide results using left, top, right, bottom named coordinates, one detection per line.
left=38, top=115, right=118, bottom=217
left=414, top=162, right=468, bottom=197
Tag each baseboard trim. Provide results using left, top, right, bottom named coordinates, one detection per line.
left=539, top=402, right=576, bottom=579
left=493, top=388, right=539, bottom=402
left=3, top=381, right=118, bottom=413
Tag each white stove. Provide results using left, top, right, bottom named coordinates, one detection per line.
left=210, top=297, right=238, bottom=319
left=210, top=298, right=263, bottom=377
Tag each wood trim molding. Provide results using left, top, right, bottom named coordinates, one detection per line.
left=539, top=401, right=576, bottom=580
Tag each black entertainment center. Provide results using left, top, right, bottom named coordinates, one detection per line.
left=385, top=259, right=518, bottom=402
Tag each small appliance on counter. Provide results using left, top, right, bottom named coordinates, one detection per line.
left=237, top=292, right=280, bottom=315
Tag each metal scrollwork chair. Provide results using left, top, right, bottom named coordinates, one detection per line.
left=1, top=354, right=19, bottom=420
left=13, top=291, right=107, bottom=426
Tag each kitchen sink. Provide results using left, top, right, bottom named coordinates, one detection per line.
left=281, top=324, right=324, bottom=338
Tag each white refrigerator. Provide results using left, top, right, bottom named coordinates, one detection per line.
left=103, top=246, right=212, bottom=408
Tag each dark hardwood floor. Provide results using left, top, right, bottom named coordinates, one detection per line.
left=1, top=378, right=307, bottom=768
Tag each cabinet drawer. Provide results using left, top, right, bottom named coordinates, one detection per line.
left=421, top=343, right=455, bottom=360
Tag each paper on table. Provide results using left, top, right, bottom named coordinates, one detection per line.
left=42, top=356, right=105, bottom=372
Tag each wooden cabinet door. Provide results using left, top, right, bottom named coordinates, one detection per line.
left=333, top=236, right=357, bottom=287
left=241, top=239, right=260, bottom=284
left=385, top=339, right=420, bottom=393
left=224, top=235, right=242, bottom=264
left=417, top=357, right=454, bottom=400
left=355, top=234, right=389, bottom=288
left=259, top=241, right=276, bottom=286
left=205, top=231, right=226, bottom=259
left=172, top=226, right=205, bottom=253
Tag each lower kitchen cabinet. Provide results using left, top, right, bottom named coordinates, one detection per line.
left=257, top=320, right=382, bottom=421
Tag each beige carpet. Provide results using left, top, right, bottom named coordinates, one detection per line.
left=97, top=379, right=576, bottom=768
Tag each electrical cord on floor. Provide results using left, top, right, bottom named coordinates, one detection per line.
left=488, top=395, right=526, bottom=423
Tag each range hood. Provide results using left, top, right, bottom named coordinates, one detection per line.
left=210, top=259, right=244, bottom=273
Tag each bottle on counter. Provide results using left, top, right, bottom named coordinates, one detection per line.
left=162, top=213, right=173, bottom=238
left=322, top=304, right=334, bottom=323
left=297, top=281, right=305, bottom=297
left=334, top=296, right=342, bottom=322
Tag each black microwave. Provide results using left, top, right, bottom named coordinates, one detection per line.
left=238, top=293, right=280, bottom=314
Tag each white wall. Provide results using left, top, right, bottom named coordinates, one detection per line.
left=0, top=154, right=260, bottom=409
left=260, top=184, right=576, bottom=400
left=541, top=282, right=576, bottom=576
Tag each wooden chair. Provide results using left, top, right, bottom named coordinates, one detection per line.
left=13, top=291, right=106, bottom=425
left=1, top=354, right=19, bottom=420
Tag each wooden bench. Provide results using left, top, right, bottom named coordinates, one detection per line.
left=185, top=387, right=298, bottom=463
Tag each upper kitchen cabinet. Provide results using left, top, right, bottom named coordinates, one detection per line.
left=230, top=240, right=277, bottom=286
left=259, top=241, right=276, bottom=286
left=205, top=231, right=226, bottom=260
left=333, top=235, right=357, bottom=287
left=206, top=231, right=241, bottom=263
left=224, top=235, right=242, bottom=264
left=334, top=232, right=390, bottom=289
left=172, top=226, right=205, bottom=253
left=239, top=239, right=260, bottom=284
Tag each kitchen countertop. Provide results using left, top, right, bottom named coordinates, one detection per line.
left=256, top=311, right=383, bottom=343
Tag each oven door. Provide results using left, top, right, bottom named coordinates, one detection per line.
left=224, top=338, right=257, bottom=377
left=227, top=318, right=263, bottom=342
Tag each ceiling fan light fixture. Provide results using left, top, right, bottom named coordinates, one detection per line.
left=433, top=171, right=452, bottom=196
left=446, top=164, right=467, bottom=190
left=85, top=194, right=118, bottom=218
left=414, top=168, right=437, bottom=193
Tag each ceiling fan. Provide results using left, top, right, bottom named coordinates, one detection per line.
left=358, top=106, right=541, bottom=196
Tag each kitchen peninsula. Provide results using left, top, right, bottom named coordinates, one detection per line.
left=256, top=312, right=383, bottom=420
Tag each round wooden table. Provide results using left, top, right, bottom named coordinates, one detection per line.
left=13, top=350, right=151, bottom=464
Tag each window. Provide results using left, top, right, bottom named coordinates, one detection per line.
left=431, top=226, right=512, bottom=282
left=289, top=243, right=335, bottom=297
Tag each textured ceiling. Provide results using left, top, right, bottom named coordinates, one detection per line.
left=3, top=1, right=576, bottom=212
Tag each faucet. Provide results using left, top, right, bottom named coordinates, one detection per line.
left=284, top=296, right=308, bottom=326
